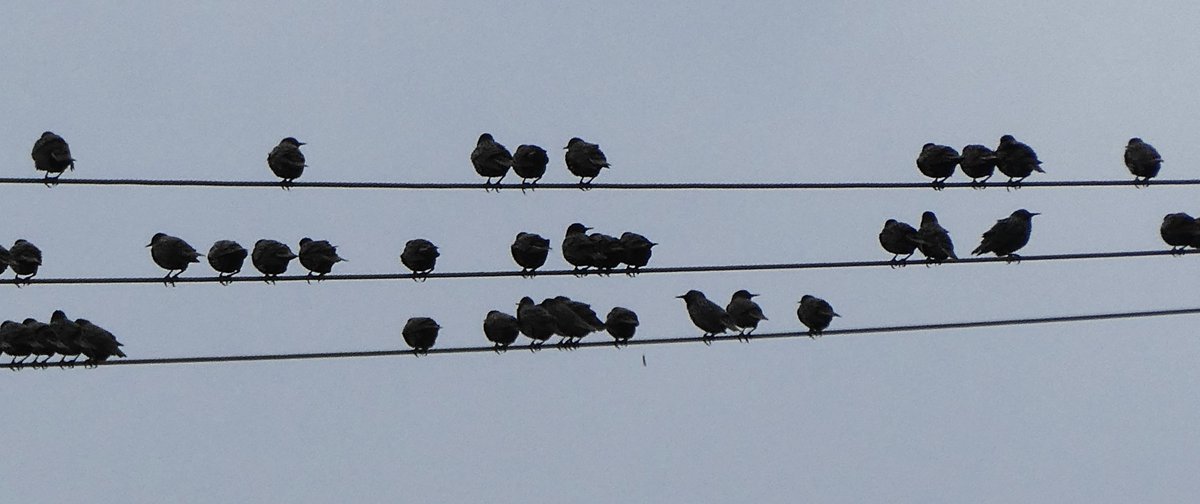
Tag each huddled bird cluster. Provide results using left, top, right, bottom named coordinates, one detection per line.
left=0, top=239, right=44, bottom=285
left=880, top=209, right=1040, bottom=266
left=1, top=311, right=124, bottom=369
left=916, top=135, right=1046, bottom=189
left=471, top=133, right=611, bottom=190
left=560, top=223, right=656, bottom=276
left=148, top=233, right=347, bottom=285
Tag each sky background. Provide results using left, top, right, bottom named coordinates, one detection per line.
left=3, top=1, right=1200, bottom=502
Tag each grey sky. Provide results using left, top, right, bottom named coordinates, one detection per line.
left=3, top=1, right=1200, bottom=502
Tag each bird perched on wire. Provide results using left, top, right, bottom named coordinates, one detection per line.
left=76, top=318, right=126, bottom=367
left=23, top=318, right=57, bottom=367
left=1125, top=137, right=1163, bottom=187
left=564, top=137, right=610, bottom=188
left=994, top=134, right=1044, bottom=189
left=960, top=144, right=998, bottom=188
left=298, top=237, right=346, bottom=282
left=879, top=219, right=922, bottom=267
left=1161, top=213, right=1200, bottom=254
left=147, top=233, right=203, bottom=286
left=511, top=232, right=551, bottom=277
left=267, top=137, right=306, bottom=189
left=402, top=317, right=441, bottom=356
left=0, top=244, right=11, bottom=276
left=48, top=310, right=83, bottom=368
left=588, top=232, right=624, bottom=275
left=916, top=143, right=961, bottom=190
left=0, top=320, right=34, bottom=369
left=916, top=211, right=956, bottom=265
left=207, top=240, right=248, bottom=285
left=483, top=310, right=520, bottom=353
left=972, top=209, right=1039, bottom=262
left=252, top=239, right=298, bottom=284
left=797, top=295, right=839, bottom=338
left=512, top=144, right=549, bottom=190
left=562, top=223, right=600, bottom=276
left=400, top=239, right=439, bottom=281
left=677, top=290, right=739, bottom=344
left=8, top=239, right=43, bottom=285
left=726, top=290, right=768, bottom=341
left=560, top=296, right=606, bottom=332
left=618, top=232, right=656, bottom=275
left=517, top=296, right=557, bottom=351
left=540, top=297, right=597, bottom=348
left=471, top=133, right=514, bottom=191
left=31, top=131, right=76, bottom=186
left=605, top=307, right=639, bottom=347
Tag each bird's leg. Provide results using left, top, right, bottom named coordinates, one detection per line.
left=163, top=272, right=176, bottom=288
left=1005, top=254, right=1022, bottom=264
left=43, top=172, right=62, bottom=188
left=701, top=334, right=713, bottom=346
left=931, top=179, right=944, bottom=191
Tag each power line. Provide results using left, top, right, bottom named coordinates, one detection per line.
left=7, top=248, right=1194, bottom=286
left=12, top=306, right=1199, bottom=369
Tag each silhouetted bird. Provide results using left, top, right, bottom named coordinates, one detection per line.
left=558, top=296, right=605, bottom=332
left=1161, top=213, right=1200, bottom=254
left=972, top=209, right=1039, bottom=262
left=676, top=290, right=739, bottom=344
left=0, top=320, right=34, bottom=369
left=298, top=237, right=346, bottom=282
left=400, top=239, right=439, bottom=280
left=588, top=232, right=624, bottom=275
left=208, top=240, right=248, bottom=285
left=605, top=307, right=639, bottom=346
left=540, top=297, right=595, bottom=347
left=471, top=133, right=514, bottom=191
left=618, top=232, right=656, bottom=275
left=1125, top=137, right=1163, bottom=187
left=31, top=131, right=76, bottom=185
left=512, top=144, right=549, bottom=189
left=511, top=232, right=551, bottom=277
left=76, top=318, right=125, bottom=367
left=23, top=318, right=56, bottom=367
left=879, top=219, right=921, bottom=266
left=267, top=137, right=306, bottom=189
left=564, top=137, right=610, bottom=187
left=562, top=223, right=600, bottom=276
left=8, top=239, right=42, bottom=285
left=0, top=245, right=11, bottom=276
left=995, top=135, right=1044, bottom=188
left=916, top=143, right=961, bottom=189
left=960, top=144, right=998, bottom=187
left=517, top=296, right=558, bottom=351
left=251, top=239, right=298, bottom=283
left=797, top=295, right=839, bottom=338
left=483, top=310, right=520, bottom=352
left=49, top=310, right=83, bottom=367
left=726, top=290, right=768, bottom=341
left=402, top=317, right=441, bottom=355
left=148, top=233, right=202, bottom=286
left=916, top=211, right=956, bottom=265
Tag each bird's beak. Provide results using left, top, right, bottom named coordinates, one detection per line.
left=298, top=142, right=307, bottom=146
left=145, top=243, right=153, bottom=247
left=750, top=293, right=760, bottom=298
left=585, top=227, right=594, bottom=231
left=675, top=295, right=685, bottom=299
left=1030, top=212, right=1041, bottom=216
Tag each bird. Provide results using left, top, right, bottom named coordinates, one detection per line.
left=516, top=296, right=558, bottom=351
left=797, top=295, right=839, bottom=338
left=267, top=137, right=306, bottom=189
left=564, top=137, right=610, bottom=188
left=878, top=219, right=922, bottom=266
left=588, top=232, right=624, bottom=275
left=207, top=240, right=249, bottom=285
left=402, top=317, right=441, bottom=355
left=470, top=133, right=514, bottom=191
left=1125, top=137, right=1163, bottom=187
left=0, top=320, right=34, bottom=369
left=726, top=290, right=768, bottom=341
left=960, top=144, right=999, bottom=187
left=23, top=318, right=56, bottom=367
left=400, top=239, right=439, bottom=280
left=298, top=237, right=346, bottom=282
left=512, top=144, right=549, bottom=189
left=8, top=239, right=43, bottom=285
left=540, top=297, right=596, bottom=347
left=618, top=232, right=656, bottom=275
left=48, top=310, right=83, bottom=367
left=916, top=143, right=961, bottom=189
left=676, top=290, right=740, bottom=344
left=483, top=310, right=520, bottom=352
left=0, top=244, right=12, bottom=276
left=915, top=211, right=956, bottom=265
left=559, top=296, right=606, bottom=332
left=605, top=307, right=640, bottom=347
left=562, top=223, right=599, bottom=276
left=147, top=233, right=203, bottom=286
left=31, top=131, right=76, bottom=185
left=972, top=209, right=1039, bottom=262
left=994, top=135, right=1044, bottom=188
left=511, top=232, right=551, bottom=277
left=251, top=239, right=298, bottom=283
left=76, top=318, right=125, bottom=367
left=1161, top=213, right=1200, bottom=254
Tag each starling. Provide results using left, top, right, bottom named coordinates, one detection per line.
left=76, top=318, right=125, bottom=367
left=298, top=237, right=346, bottom=282
left=402, top=317, right=441, bottom=355
left=251, top=239, right=298, bottom=283
left=8, top=239, right=42, bottom=285
left=31, top=131, right=75, bottom=185
left=49, top=310, right=83, bottom=367
left=512, top=144, right=549, bottom=189
left=995, top=135, right=1044, bottom=188
left=1125, top=137, right=1163, bottom=187
left=564, top=137, right=610, bottom=187
left=960, top=144, right=999, bottom=187
left=517, top=296, right=558, bottom=350
left=483, top=310, right=520, bottom=352
left=0, top=244, right=11, bottom=276
left=558, top=296, right=606, bottom=332
left=676, top=289, right=739, bottom=344
left=562, top=223, right=599, bottom=276
left=618, top=232, right=656, bottom=275
left=23, top=318, right=56, bottom=367
left=511, top=232, right=551, bottom=277
left=147, top=233, right=203, bottom=286
left=0, top=320, right=34, bottom=369
left=588, top=232, right=624, bottom=275
left=916, top=143, right=961, bottom=189
left=972, top=209, right=1039, bottom=262
left=1161, top=213, right=1200, bottom=254
left=471, top=133, right=514, bottom=191
left=267, top=137, right=306, bottom=189
left=797, top=295, right=839, bottom=338
left=540, top=297, right=596, bottom=347
left=208, top=240, right=249, bottom=285
left=726, top=290, right=768, bottom=340
left=916, top=211, right=956, bottom=265
left=400, top=239, right=439, bottom=280
left=605, top=307, right=640, bottom=346
left=879, top=219, right=921, bottom=266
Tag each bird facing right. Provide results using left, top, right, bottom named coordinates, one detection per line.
left=971, top=209, right=1039, bottom=262
left=267, top=137, right=306, bottom=189
left=561, top=223, right=598, bottom=276
left=797, top=295, right=839, bottom=338
left=1160, top=213, right=1200, bottom=254
left=726, top=290, right=768, bottom=340
left=1125, top=137, right=1163, bottom=187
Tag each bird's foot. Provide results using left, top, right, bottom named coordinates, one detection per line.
left=931, top=180, right=945, bottom=191
left=701, top=334, right=713, bottom=346
left=1004, top=254, right=1022, bottom=264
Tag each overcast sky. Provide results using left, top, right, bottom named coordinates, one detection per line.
left=4, top=1, right=1200, bottom=502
